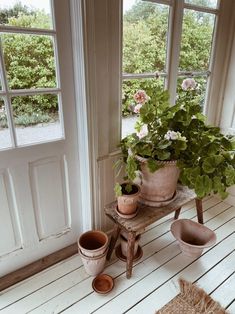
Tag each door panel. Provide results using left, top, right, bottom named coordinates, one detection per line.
left=0, top=169, right=22, bottom=256
left=30, top=156, right=71, bottom=240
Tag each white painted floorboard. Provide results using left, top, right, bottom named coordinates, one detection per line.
left=0, top=197, right=234, bottom=314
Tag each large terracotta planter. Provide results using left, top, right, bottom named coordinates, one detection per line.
left=171, top=219, right=216, bottom=258
left=136, top=156, right=180, bottom=207
left=117, top=183, right=140, bottom=215
left=78, top=230, right=109, bottom=257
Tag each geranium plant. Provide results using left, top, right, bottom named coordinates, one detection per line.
left=118, top=79, right=235, bottom=199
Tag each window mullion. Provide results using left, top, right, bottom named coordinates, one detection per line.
left=165, top=0, right=184, bottom=105
left=0, top=40, right=17, bottom=147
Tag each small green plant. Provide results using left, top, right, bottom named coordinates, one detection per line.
left=114, top=182, right=135, bottom=197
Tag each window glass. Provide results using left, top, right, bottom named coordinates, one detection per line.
left=176, top=76, right=207, bottom=110
left=1, top=33, right=56, bottom=90
left=0, top=97, right=12, bottom=149
left=123, top=0, right=169, bottom=74
left=179, top=9, right=215, bottom=71
left=11, top=94, right=63, bottom=146
left=122, top=78, right=164, bottom=138
left=0, top=0, right=53, bottom=29
left=184, top=0, right=218, bottom=9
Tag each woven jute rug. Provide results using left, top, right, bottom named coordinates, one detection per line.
left=156, top=279, right=229, bottom=314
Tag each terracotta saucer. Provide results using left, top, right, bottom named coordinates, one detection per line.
left=92, top=274, right=114, bottom=294
left=139, top=190, right=177, bottom=207
left=115, top=244, right=143, bottom=262
left=115, top=206, right=138, bottom=219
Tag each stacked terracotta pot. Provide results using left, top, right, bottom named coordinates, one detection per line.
left=78, top=230, right=109, bottom=276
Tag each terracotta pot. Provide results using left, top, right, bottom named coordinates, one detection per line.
left=79, top=248, right=108, bottom=276
left=120, top=234, right=141, bottom=257
left=117, top=183, right=140, bottom=215
left=78, top=230, right=109, bottom=257
left=171, top=219, right=216, bottom=258
left=136, top=156, right=180, bottom=206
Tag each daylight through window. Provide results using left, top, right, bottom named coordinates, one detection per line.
left=0, top=0, right=64, bottom=150
left=122, top=0, right=218, bottom=137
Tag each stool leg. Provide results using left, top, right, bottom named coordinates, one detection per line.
left=174, top=207, right=181, bottom=220
left=106, top=224, right=121, bottom=260
left=195, top=198, right=203, bottom=224
left=126, top=232, right=136, bottom=279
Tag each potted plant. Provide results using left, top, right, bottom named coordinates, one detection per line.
left=114, top=182, right=140, bottom=217
left=119, top=80, right=235, bottom=205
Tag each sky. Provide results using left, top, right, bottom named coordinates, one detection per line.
left=0, top=0, right=136, bottom=14
left=0, top=0, right=51, bottom=13
left=123, top=0, right=136, bottom=12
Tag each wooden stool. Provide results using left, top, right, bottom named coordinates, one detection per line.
left=104, top=185, right=203, bottom=279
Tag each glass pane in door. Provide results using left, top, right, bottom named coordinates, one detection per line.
left=1, top=33, right=57, bottom=90
left=11, top=94, right=64, bottom=146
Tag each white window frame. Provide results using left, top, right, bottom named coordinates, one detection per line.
left=122, top=0, right=219, bottom=110
left=0, top=0, right=64, bottom=149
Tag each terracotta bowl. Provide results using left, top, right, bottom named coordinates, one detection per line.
left=78, top=230, right=109, bottom=257
left=92, top=274, right=114, bottom=294
left=171, top=219, right=216, bottom=258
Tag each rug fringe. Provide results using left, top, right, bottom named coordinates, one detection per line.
left=179, top=278, right=228, bottom=314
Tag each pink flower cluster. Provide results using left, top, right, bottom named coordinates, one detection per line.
left=181, top=78, right=196, bottom=91
left=133, top=90, right=149, bottom=113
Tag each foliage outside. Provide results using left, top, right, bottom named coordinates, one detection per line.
left=122, top=0, right=214, bottom=116
left=0, top=3, right=57, bottom=128
left=118, top=82, right=235, bottom=199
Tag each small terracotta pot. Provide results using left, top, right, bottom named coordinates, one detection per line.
left=79, top=248, right=108, bottom=276
left=171, top=219, right=216, bottom=258
left=78, top=230, right=109, bottom=257
left=117, top=183, right=140, bottom=215
left=120, top=234, right=141, bottom=257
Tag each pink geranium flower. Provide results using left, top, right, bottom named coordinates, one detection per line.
left=134, top=90, right=149, bottom=104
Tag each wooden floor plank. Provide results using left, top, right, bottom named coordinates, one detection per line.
left=0, top=197, right=233, bottom=314
left=26, top=199, right=229, bottom=314
left=91, top=222, right=235, bottom=314
left=210, top=272, right=235, bottom=309
left=227, top=300, right=235, bottom=313
left=127, top=228, right=235, bottom=314
left=56, top=209, right=234, bottom=314
left=1, top=198, right=221, bottom=313
left=0, top=254, right=82, bottom=309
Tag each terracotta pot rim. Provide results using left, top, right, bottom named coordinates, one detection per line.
left=135, top=155, right=178, bottom=165
left=171, top=219, right=217, bottom=248
left=79, top=247, right=108, bottom=260
left=78, top=230, right=109, bottom=253
left=119, top=183, right=140, bottom=197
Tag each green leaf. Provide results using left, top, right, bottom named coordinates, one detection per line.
left=202, top=155, right=224, bottom=174
left=147, top=158, right=162, bottom=173
left=126, top=155, right=138, bottom=181
left=225, top=165, right=235, bottom=186
left=155, top=150, right=171, bottom=160
left=195, top=175, right=212, bottom=198
left=114, top=183, right=122, bottom=197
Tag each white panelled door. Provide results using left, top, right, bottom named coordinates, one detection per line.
left=0, top=0, right=83, bottom=276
